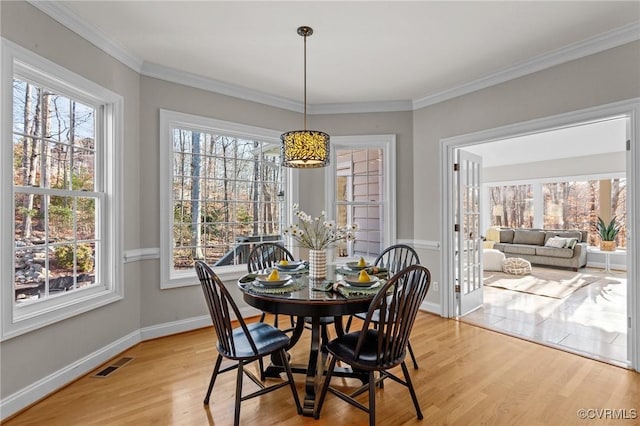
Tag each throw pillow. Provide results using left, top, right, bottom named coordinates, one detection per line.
left=544, top=237, right=566, bottom=248
left=562, top=237, right=578, bottom=249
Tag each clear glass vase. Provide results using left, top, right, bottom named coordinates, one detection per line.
left=308, top=249, right=327, bottom=279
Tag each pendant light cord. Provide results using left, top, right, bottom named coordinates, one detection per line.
left=303, top=32, right=307, bottom=130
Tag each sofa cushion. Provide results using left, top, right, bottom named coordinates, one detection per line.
left=512, top=230, right=546, bottom=246
left=544, top=230, right=583, bottom=243
left=535, top=246, right=575, bottom=258
left=501, top=244, right=537, bottom=255
left=499, top=229, right=514, bottom=244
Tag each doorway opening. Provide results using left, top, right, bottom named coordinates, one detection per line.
left=440, top=100, right=638, bottom=370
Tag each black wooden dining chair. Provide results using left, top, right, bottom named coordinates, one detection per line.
left=247, top=242, right=296, bottom=330
left=195, top=261, right=301, bottom=426
left=316, top=264, right=431, bottom=425
left=345, top=244, right=422, bottom=368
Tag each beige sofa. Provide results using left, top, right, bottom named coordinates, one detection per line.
left=490, top=228, right=588, bottom=271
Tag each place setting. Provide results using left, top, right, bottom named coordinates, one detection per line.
left=332, top=269, right=387, bottom=298
left=336, top=257, right=389, bottom=279
left=239, top=269, right=306, bottom=294
left=274, top=259, right=308, bottom=274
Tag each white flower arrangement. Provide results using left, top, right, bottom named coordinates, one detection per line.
left=283, top=204, right=357, bottom=250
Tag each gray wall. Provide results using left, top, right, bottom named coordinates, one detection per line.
left=1, top=1, right=142, bottom=399
left=137, top=78, right=414, bottom=327
left=413, top=40, right=640, bottom=305
left=138, top=76, right=303, bottom=327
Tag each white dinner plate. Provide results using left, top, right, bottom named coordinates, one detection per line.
left=343, top=275, right=379, bottom=288
left=255, top=274, right=292, bottom=287
left=275, top=261, right=305, bottom=271
left=345, top=261, right=370, bottom=271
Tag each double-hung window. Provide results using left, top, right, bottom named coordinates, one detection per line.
left=326, top=135, right=396, bottom=259
left=1, top=40, right=123, bottom=339
left=159, top=110, right=288, bottom=288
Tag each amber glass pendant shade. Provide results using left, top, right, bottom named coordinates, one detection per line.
left=281, top=130, right=330, bottom=168
left=281, top=26, right=330, bottom=168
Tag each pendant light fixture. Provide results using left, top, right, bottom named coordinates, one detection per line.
left=281, top=26, right=330, bottom=168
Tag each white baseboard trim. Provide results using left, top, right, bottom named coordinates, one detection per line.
left=1, top=305, right=263, bottom=421
left=139, top=306, right=261, bottom=341
left=0, top=330, right=140, bottom=420
left=420, top=300, right=442, bottom=316
left=139, top=315, right=211, bottom=341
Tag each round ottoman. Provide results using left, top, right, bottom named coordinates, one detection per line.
left=483, top=249, right=505, bottom=271
left=502, top=257, right=532, bottom=275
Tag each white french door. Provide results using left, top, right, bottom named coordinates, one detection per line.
left=456, top=149, right=483, bottom=316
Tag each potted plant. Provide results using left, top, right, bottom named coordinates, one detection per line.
left=596, top=216, right=620, bottom=251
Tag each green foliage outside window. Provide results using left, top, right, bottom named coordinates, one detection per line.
left=54, top=244, right=94, bottom=272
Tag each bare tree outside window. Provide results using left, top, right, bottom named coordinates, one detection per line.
left=12, top=78, right=98, bottom=302
left=171, top=128, right=285, bottom=270
left=488, top=184, right=533, bottom=228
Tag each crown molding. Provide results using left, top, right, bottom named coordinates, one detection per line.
left=27, top=1, right=144, bottom=72
left=143, top=62, right=414, bottom=114
left=308, top=100, right=413, bottom=114
left=141, top=61, right=303, bottom=113
left=413, top=21, right=640, bottom=110
left=28, top=1, right=640, bottom=114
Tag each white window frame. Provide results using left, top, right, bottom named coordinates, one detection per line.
left=159, top=109, right=291, bottom=289
left=0, top=39, right=123, bottom=340
left=325, top=135, right=396, bottom=258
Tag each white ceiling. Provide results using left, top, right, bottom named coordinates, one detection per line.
left=463, top=118, right=628, bottom=167
left=32, top=1, right=637, bottom=163
left=48, top=1, right=640, bottom=109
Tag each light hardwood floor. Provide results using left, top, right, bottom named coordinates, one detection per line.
left=4, top=313, right=639, bottom=425
left=463, top=267, right=628, bottom=366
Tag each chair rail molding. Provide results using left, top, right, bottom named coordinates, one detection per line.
left=123, top=248, right=160, bottom=263
left=398, top=239, right=441, bottom=251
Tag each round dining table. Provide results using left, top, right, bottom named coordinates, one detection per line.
left=238, top=270, right=377, bottom=418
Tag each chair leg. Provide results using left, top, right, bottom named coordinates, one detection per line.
left=234, top=360, right=244, bottom=426
left=259, top=312, right=266, bottom=323
left=316, top=356, right=337, bottom=419
left=281, top=348, right=302, bottom=414
left=258, top=356, right=265, bottom=381
left=274, top=314, right=279, bottom=328
left=368, top=370, right=376, bottom=426
left=204, top=354, right=223, bottom=404
left=345, top=315, right=353, bottom=332
left=407, top=340, right=419, bottom=369
left=400, top=361, right=423, bottom=420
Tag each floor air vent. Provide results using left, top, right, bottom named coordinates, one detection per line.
left=93, top=357, right=133, bottom=378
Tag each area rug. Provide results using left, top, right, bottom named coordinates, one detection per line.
left=483, top=267, right=601, bottom=299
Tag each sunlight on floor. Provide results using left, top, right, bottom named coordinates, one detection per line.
left=462, top=267, right=628, bottom=366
